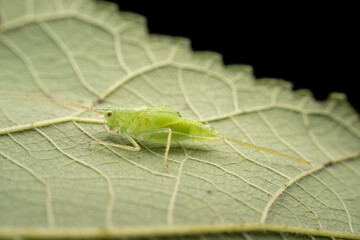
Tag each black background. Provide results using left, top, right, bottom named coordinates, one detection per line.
left=104, top=1, right=359, bottom=113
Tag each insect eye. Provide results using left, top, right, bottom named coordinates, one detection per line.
left=106, top=111, right=113, bottom=117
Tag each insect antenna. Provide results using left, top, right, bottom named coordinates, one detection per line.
left=224, top=137, right=311, bottom=165
left=0, top=93, right=100, bottom=113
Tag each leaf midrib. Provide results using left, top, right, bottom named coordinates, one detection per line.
left=1, top=223, right=359, bottom=239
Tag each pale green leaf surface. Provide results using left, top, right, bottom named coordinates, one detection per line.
left=0, top=1, right=360, bottom=239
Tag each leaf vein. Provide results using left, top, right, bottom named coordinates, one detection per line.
left=38, top=22, right=101, bottom=97
left=167, top=155, right=186, bottom=225
left=260, top=151, right=360, bottom=223
left=0, top=150, right=54, bottom=227
left=189, top=157, right=272, bottom=197
left=35, top=126, right=115, bottom=228
left=312, top=174, right=354, bottom=232
left=0, top=35, right=51, bottom=96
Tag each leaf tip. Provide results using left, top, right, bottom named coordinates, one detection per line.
left=257, top=78, right=293, bottom=90
left=328, top=92, right=347, bottom=102
left=294, top=89, right=313, bottom=97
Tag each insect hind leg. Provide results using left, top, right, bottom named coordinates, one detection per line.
left=135, top=128, right=174, bottom=168
left=164, top=128, right=172, bottom=168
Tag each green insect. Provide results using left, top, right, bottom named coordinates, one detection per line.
left=1, top=95, right=311, bottom=168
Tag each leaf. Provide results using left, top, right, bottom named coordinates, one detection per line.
left=0, top=1, right=359, bottom=239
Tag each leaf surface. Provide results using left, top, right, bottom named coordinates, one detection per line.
left=0, top=1, right=359, bottom=239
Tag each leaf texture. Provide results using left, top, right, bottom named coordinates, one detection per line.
left=0, top=1, right=359, bottom=239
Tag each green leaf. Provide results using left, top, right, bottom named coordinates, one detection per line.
left=0, top=1, right=359, bottom=239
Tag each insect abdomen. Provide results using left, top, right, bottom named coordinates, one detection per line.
left=170, top=118, right=218, bottom=140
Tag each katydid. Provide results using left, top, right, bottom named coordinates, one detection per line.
left=0, top=95, right=311, bottom=168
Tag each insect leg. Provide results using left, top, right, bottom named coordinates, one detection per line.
left=164, top=128, right=172, bottom=168
left=87, top=130, right=141, bottom=151
left=135, top=128, right=173, bottom=168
